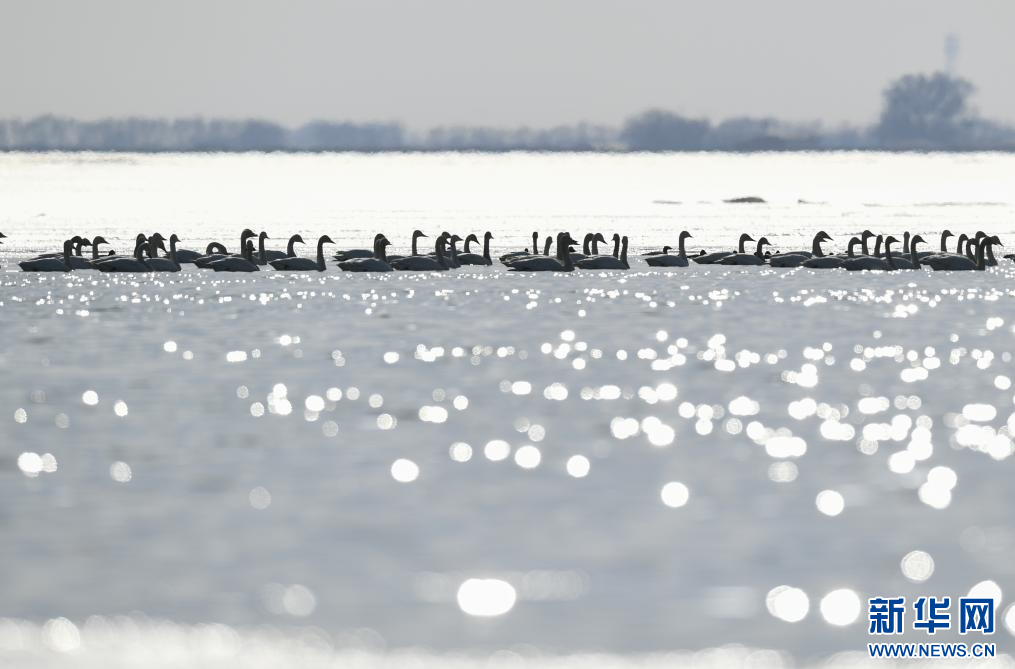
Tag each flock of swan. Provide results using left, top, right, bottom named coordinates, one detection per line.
left=9, top=228, right=1011, bottom=273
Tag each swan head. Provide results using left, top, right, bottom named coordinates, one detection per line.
left=612, top=233, right=621, bottom=242
left=815, top=230, right=832, bottom=243
left=861, top=229, right=875, bottom=240
left=757, top=237, right=771, bottom=247
left=319, top=235, right=335, bottom=245
left=92, top=236, right=108, bottom=247
left=465, top=233, right=479, bottom=245
left=941, top=229, right=953, bottom=239
left=149, top=232, right=165, bottom=243
left=259, top=231, right=269, bottom=241
left=975, top=230, right=987, bottom=240
left=449, top=234, right=462, bottom=244
left=79, top=238, right=93, bottom=247
left=663, top=246, right=672, bottom=254
left=594, top=233, right=607, bottom=243
left=884, top=235, right=899, bottom=250
left=289, top=234, right=305, bottom=245
left=484, top=231, right=493, bottom=239
left=412, top=229, right=426, bottom=239
left=0, top=232, right=6, bottom=238
left=169, top=233, right=180, bottom=244
left=739, top=233, right=754, bottom=243
left=910, top=234, right=926, bottom=248
left=679, top=231, right=693, bottom=240
left=989, top=235, right=1002, bottom=245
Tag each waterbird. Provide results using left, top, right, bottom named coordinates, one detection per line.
left=269, top=235, right=334, bottom=271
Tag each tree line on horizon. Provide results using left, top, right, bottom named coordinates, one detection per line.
left=1, top=73, right=1012, bottom=152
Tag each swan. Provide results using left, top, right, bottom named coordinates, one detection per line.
left=337, top=235, right=393, bottom=272
left=261, top=233, right=305, bottom=263
left=569, top=233, right=597, bottom=261
left=387, top=230, right=429, bottom=262
left=265, top=234, right=306, bottom=266
left=65, top=238, right=97, bottom=269
left=458, top=231, right=494, bottom=266
left=92, top=234, right=148, bottom=267
left=33, top=235, right=87, bottom=260
left=334, top=233, right=387, bottom=261
left=922, top=236, right=993, bottom=271
left=802, top=237, right=862, bottom=268
left=769, top=231, right=833, bottom=266
left=571, top=233, right=619, bottom=266
left=645, top=232, right=692, bottom=267
left=169, top=240, right=204, bottom=263
left=85, top=236, right=111, bottom=261
left=445, top=234, right=462, bottom=268
left=500, top=231, right=540, bottom=262
left=97, top=242, right=153, bottom=272
left=720, top=237, right=771, bottom=265
left=252, top=231, right=271, bottom=265
left=195, top=229, right=256, bottom=267
left=919, top=232, right=979, bottom=267
left=858, top=230, right=876, bottom=256
left=501, top=235, right=555, bottom=267
left=210, top=240, right=260, bottom=272
left=577, top=236, right=629, bottom=269
left=695, top=233, right=753, bottom=264
left=20, top=239, right=74, bottom=272
left=508, top=233, right=577, bottom=272
left=842, top=236, right=899, bottom=271
left=888, top=234, right=927, bottom=270
left=144, top=235, right=183, bottom=272
left=269, top=235, right=335, bottom=271
left=392, top=237, right=449, bottom=271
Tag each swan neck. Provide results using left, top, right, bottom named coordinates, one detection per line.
left=316, top=239, right=326, bottom=270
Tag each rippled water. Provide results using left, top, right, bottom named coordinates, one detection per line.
left=2, top=152, right=1015, bottom=667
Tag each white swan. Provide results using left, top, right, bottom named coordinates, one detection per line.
left=211, top=240, right=259, bottom=272
left=645, top=231, right=692, bottom=267
left=842, top=236, right=899, bottom=271
left=97, top=242, right=153, bottom=273
left=577, top=236, right=629, bottom=269
left=508, top=233, right=577, bottom=272
left=500, top=231, right=540, bottom=263
left=888, top=234, right=927, bottom=270
left=20, top=239, right=74, bottom=272
left=769, top=231, right=832, bottom=267
left=695, top=233, right=753, bottom=264
left=458, top=231, right=494, bottom=266
left=334, top=233, right=387, bottom=261
left=501, top=235, right=555, bottom=267
left=269, top=235, right=335, bottom=271
left=392, top=237, right=449, bottom=271
left=922, top=235, right=992, bottom=271
left=337, top=235, right=393, bottom=272
left=802, top=237, right=863, bottom=268
left=196, top=229, right=256, bottom=267
left=145, top=235, right=183, bottom=272
left=260, top=234, right=306, bottom=263
left=720, top=237, right=771, bottom=265
left=387, top=230, right=429, bottom=263
left=92, top=234, right=148, bottom=267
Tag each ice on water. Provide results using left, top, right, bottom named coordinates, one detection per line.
left=2, top=152, right=1015, bottom=667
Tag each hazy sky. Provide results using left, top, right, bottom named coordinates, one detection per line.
left=2, top=0, right=1013, bottom=129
